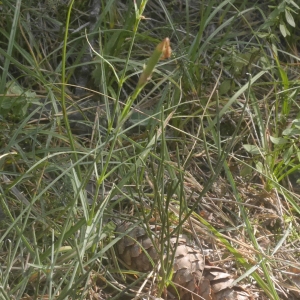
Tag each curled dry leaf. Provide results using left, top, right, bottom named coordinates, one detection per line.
left=160, top=37, right=172, bottom=60
left=116, top=223, right=254, bottom=300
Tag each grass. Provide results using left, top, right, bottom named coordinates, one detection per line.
left=1, top=0, right=300, bottom=299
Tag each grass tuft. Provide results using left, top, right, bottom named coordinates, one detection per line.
left=1, top=0, right=300, bottom=299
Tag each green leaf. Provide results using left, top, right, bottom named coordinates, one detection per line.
left=8, top=82, right=23, bottom=94
left=269, top=136, right=288, bottom=145
left=292, top=119, right=300, bottom=128
left=1, top=97, right=13, bottom=109
left=283, top=145, right=293, bottom=165
left=219, top=79, right=233, bottom=95
left=282, top=128, right=300, bottom=136
left=285, top=9, right=295, bottom=27
left=297, top=147, right=300, bottom=162
left=24, top=90, right=36, bottom=100
left=240, top=164, right=253, bottom=178
left=1, top=80, right=38, bottom=118
left=256, top=161, right=264, bottom=173
left=279, top=22, right=288, bottom=37
left=243, top=144, right=261, bottom=155
left=290, top=1, right=300, bottom=9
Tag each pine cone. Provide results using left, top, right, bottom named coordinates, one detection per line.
left=116, top=223, right=253, bottom=300
left=116, top=222, right=159, bottom=272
